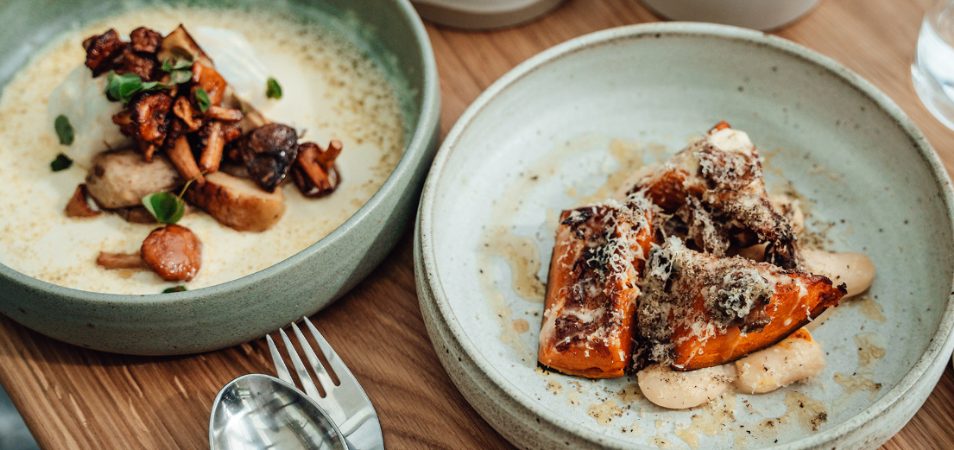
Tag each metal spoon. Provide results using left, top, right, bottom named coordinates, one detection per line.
left=209, top=374, right=348, bottom=450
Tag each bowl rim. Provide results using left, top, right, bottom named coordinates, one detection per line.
left=0, top=0, right=441, bottom=304
left=418, top=21, right=954, bottom=448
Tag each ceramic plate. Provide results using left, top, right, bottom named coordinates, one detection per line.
left=416, top=23, right=954, bottom=449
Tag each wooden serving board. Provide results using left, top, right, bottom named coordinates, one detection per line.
left=1, top=0, right=953, bottom=448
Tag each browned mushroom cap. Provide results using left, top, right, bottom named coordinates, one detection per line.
left=173, top=96, right=203, bottom=132
left=140, top=224, right=202, bottom=282
left=64, top=184, right=101, bottom=218
left=233, top=123, right=299, bottom=192
left=114, top=47, right=157, bottom=81
left=128, top=92, right=174, bottom=161
left=82, top=29, right=126, bottom=76
left=129, top=27, right=162, bottom=54
left=292, top=140, right=342, bottom=197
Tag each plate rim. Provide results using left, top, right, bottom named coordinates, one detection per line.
left=417, top=21, right=954, bottom=448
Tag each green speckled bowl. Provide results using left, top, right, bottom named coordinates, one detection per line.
left=0, top=0, right=439, bottom=355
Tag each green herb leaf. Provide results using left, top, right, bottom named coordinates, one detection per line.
left=161, top=58, right=194, bottom=85
left=266, top=77, right=282, bottom=99
left=162, top=285, right=187, bottom=293
left=161, top=57, right=193, bottom=72
left=50, top=153, right=73, bottom=172
left=106, top=72, right=141, bottom=103
left=195, top=88, right=211, bottom=112
left=105, top=72, right=167, bottom=104
left=54, top=115, right=74, bottom=146
left=142, top=192, right=186, bottom=225
left=170, top=69, right=192, bottom=85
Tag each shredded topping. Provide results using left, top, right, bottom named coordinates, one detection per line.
left=635, top=237, right=778, bottom=368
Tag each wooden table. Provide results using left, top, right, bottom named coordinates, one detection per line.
left=2, top=0, right=953, bottom=448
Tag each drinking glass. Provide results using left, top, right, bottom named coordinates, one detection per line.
left=912, top=0, right=954, bottom=130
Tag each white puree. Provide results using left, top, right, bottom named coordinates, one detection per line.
left=0, top=6, right=405, bottom=294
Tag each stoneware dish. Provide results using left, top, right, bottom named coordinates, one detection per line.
left=0, top=0, right=439, bottom=355
left=416, top=23, right=954, bottom=449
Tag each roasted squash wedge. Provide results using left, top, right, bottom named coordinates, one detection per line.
left=629, top=122, right=797, bottom=268
left=538, top=197, right=654, bottom=378
left=636, top=237, right=845, bottom=371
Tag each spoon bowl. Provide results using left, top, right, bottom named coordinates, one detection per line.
left=209, top=374, right=347, bottom=450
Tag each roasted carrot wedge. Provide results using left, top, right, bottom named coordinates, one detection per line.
left=636, top=237, right=845, bottom=371
left=538, top=197, right=654, bottom=378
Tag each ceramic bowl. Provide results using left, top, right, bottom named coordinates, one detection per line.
left=416, top=23, right=954, bottom=449
left=641, top=0, right=819, bottom=31
left=0, top=0, right=440, bottom=355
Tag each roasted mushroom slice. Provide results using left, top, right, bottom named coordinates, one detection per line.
left=185, top=172, right=285, bottom=232
left=82, top=29, right=126, bottom=76
left=157, top=24, right=212, bottom=67
left=85, top=150, right=181, bottom=209
left=197, top=121, right=225, bottom=173
left=167, top=135, right=205, bottom=183
left=64, top=184, right=101, bottom=218
left=293, top=140, right=342, bottom=197
left=233, top=123, right=299, bottom=192
left=635, top=237, right=845, bottom=371
left=140, top=224, right=202, bottom=282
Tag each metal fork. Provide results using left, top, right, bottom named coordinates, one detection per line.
left=266, top=317, right=384, bottom=450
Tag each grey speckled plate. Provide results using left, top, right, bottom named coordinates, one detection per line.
left=416, top=23, right=954, bottom=449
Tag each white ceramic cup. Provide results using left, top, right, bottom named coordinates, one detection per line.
left=641, top=0, right=820, bottom=31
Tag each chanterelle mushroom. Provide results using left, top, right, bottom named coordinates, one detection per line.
left=140, top=224, right=202, bottom=282
left=293, top=140, right=343, bottom=197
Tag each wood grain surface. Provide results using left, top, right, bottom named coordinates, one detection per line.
left=2, top=0, right=954, bottom=448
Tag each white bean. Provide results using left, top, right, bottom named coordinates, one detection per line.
left=801, top=249, right=875, bottom=298
left=734, top=328, right=825, bottom=394
left=637, top=363, right=735, bottom=409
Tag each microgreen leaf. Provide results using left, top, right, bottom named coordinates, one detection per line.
left=161, top=58, right=194, bottom=85
left=162, top=285, right=187, bottom=293
left=170, top=69, right=192, bottom=85
left=195, top=88, right=210, bottom=112
left=161, top=57, right=193, bottom=73
left=105, top=72, right=167, bottom=104
left=266, top=77, right=282, bottom=99
left=142, top=192, right=185, bottom=225
left=50, top=153, right=73, bottom=172
left=54, top=115, right=74, bottom=145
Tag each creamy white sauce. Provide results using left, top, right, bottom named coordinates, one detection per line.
left=0, top=6, right=405, bottom=294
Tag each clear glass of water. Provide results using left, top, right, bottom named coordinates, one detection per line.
left=912, top=0, right=954, bottom=130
